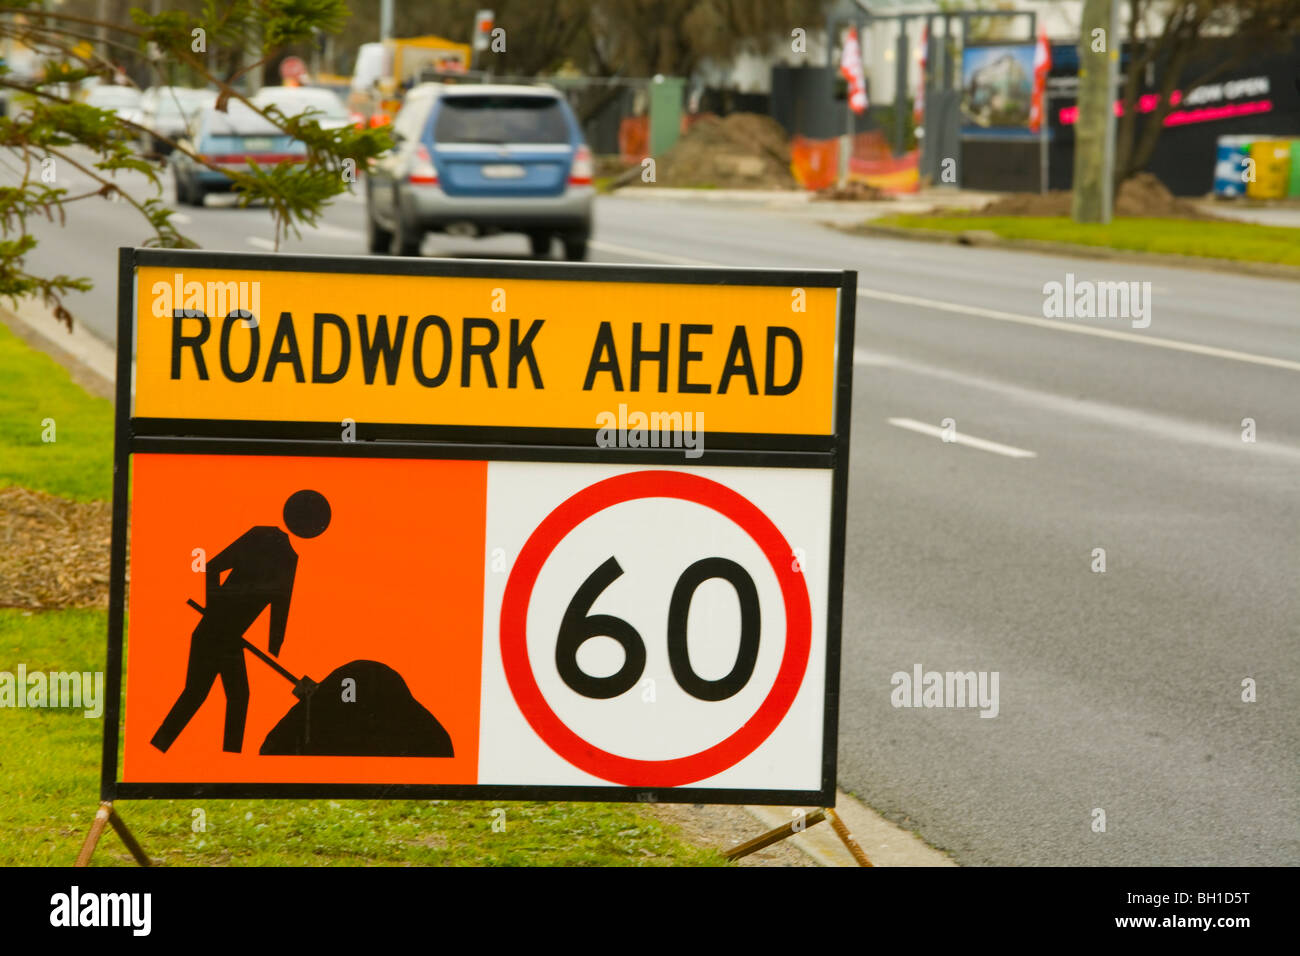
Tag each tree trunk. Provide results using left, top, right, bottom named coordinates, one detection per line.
left=1071, top=0, right=1119, bottom=223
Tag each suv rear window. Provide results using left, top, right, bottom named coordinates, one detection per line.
left=433, top=96, right=569, bottom=145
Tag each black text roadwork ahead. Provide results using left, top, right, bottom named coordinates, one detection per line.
left=167, top=312, right=805, bottom=396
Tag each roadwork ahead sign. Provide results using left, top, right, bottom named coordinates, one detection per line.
left=104, top=248, right=855, bottom=805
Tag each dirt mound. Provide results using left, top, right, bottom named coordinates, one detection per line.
left=977, top=173, right=1219, bottom=220
left=650, top=113, right=796, bottom=190
left=260, top=659, right=454, bottom=757
left=0, top=486, right=112, bottom=609
left=815, top=180, right=891, bottom=201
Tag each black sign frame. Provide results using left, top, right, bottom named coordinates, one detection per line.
left=102, top=248, right=856, bottom=806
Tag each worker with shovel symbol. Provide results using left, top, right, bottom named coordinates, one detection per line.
left=151, top=490, right=331, bottom=754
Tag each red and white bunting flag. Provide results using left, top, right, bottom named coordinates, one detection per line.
left=1029, top=25, right=1052, bottom=133
left=840, top=26, right=868, bottom=114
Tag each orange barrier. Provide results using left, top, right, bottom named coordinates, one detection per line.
left=849, top=130, right=893, bottom=162
left=790, top=131, right=920, bottom=194
left=618, top=116, right=649, bottom=166
left=790, top=136, right=839, bottom=191
left=847, top=131, right=918, bottom=192
left=848, top=150, right=920, bottom=193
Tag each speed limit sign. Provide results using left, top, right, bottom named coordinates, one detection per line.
left=483, top=464, right=833, bottom=797
left=107, top=250, right=853, bottom=806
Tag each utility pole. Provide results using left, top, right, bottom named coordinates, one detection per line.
left=1071, top=0, right=1120, bottom=223
left=380, top=0, right=394, bottom=42
left=96, top=0, right=108, bottom=63
left=893, top=23, right=907, bottom=156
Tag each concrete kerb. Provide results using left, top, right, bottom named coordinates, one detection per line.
left=608, top=185, right=998, bottom=212
left=604, top=186, right=1002, bottom=228
left=835, top=221, right=1300, bottom=282
left=611, top=186, right=815, bottom=204
left=0, top=297, right=118, bottom=399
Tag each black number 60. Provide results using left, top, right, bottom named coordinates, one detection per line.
left=555, top=556, right=761, bottom=701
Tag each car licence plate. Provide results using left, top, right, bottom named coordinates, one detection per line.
left=482, top=163, right=526, bottom=179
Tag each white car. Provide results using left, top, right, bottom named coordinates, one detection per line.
left=85, top=85, right=143, bottom=132
left=139, top=87, right=217, bottom=155
left=250, top=86, right=353, bottom=131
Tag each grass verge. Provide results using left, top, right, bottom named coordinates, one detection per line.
left=0, top=319, right=114, bottom=501
left=0, top=319, right=726, bottom=867
left=870, top=215, right=1300, bottom=268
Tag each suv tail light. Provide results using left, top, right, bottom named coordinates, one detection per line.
left=409, top=143, right=438, bottom=185
left=569, top=144, right=593, bottom=185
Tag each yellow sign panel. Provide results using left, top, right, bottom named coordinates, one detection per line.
left=134, top=265, right=840, bottom=435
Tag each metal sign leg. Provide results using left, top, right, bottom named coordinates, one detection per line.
left=75, top=801, right=151, bottom=867
left=722, top=807, right=874, bottom=866
left=826, top=807, right=874, bottom=867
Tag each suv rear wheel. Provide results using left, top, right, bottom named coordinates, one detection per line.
left=562, top=234, right=588, bottom=262
left=366, top=209, right=393, bottom=254
left=528, top=232, right=551, bottom=258
left=173, top=168, right=192, bottom=206
left=390, top=214, right=422, bottom=257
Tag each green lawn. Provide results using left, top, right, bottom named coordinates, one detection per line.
left=0, top=320, right=114, bottom=501
left=0, top=322, right=727, bottom=867
left=871, top=215, right=1300, bottom=268
left=0, top=610, right=724, bottom=865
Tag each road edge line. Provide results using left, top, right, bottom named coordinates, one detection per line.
left=887, top=417, right=1038, bottom=458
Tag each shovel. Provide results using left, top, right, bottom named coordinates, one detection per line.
left=186, top=598, right=320, bottom=700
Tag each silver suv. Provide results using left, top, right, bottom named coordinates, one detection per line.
left=366, top=83, right=595, bottom=259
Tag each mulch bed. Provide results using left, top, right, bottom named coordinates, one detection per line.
left=0, top=486, right=113, bottom=609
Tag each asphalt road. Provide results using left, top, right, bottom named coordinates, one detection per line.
left=14, top=153, right=1299, bottom=866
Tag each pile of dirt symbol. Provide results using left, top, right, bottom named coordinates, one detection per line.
left=649, top=113, right=797, bottom=190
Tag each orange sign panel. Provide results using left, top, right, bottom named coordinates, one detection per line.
left=123, top=453, right=486, bottom=785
